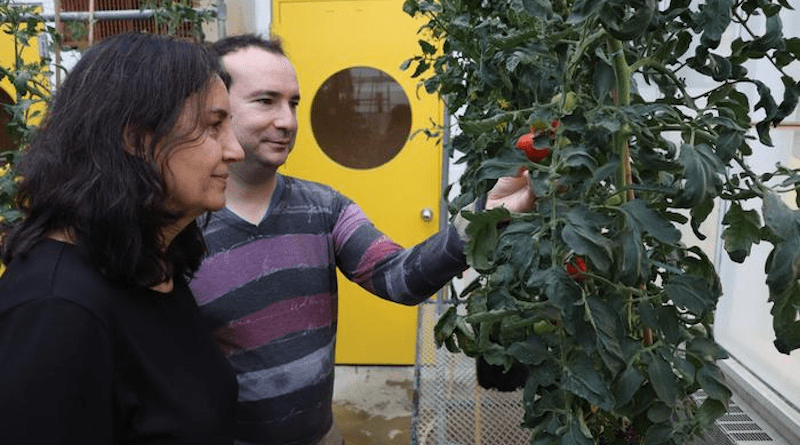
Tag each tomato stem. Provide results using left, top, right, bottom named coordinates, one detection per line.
left=610, top=37, right=653, bottom=346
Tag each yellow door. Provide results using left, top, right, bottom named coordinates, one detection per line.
left=272, top=0, right=443, bottom=364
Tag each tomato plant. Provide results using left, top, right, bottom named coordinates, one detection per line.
left=404, top=0, right=800, bottom=443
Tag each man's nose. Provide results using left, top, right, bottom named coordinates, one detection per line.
left=273, top=102, right=297, bottom=132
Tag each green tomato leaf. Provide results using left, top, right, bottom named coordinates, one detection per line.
left=665, top=274, right=718, bottom=316
left=474, top=150, right=531, bottom=182
left=687, top=336, right=729, bottom=362
left=621, top=199, right=681, bottom=245
left=418, top=39, right=437, bottom=55
left=613, top=366, right=646, bottom=408
left=694, top=398, right=729, bottom=429
left=560, top=418, right=594, bottom=445
left=643, top=350, right=678, bottom=406
left=714, top=129, right=745, bottom=165
left=463, top=207, right=511, bottom=271
left=640, top=302, right=684, bottom=345
left=761, top=190, right=800, bottom=354
left=697, top=0, right=734, bottom=49
left=762, top=195, right=800, bottom=353
left=593, top=60, right=616, bottom=103
left=526, top=267, right=582, bottom=330
left=721, top=202, right=762, bottom=263
left=563, top=352, right=615, bottom=411
left=567, top=0, right=604, bottom=25
left=771, top=296, right=800, bottom=355
left=586, top=296, right=626, bottom=375
left=697, top=363, right=732, bottom=402
left=672, top=354, right=696, bottom=385
left=676, top=143, right=724, bottom=209
left=647, top=402, right=672, bottom=423
left=643, top=422, right=673, bottom=445
left=599, top=0, right=656, bottom=41
left=520, top=0, right=554, bottom=18
left=776, top=75, right=800, bottom=124
left=562, top=205, right=614, bottom=273
left=508, top=334, right=549, bottom=365
left=614, top=223, right=648, bottom=286
left=747, top=14, right=785, bottom=55
left=434, top=306, right=459, bottom=349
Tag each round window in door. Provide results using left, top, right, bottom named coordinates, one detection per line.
left=310, top=67, right=412, bottom=170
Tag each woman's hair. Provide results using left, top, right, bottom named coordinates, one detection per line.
left=3, top=31, right=222, bottom=288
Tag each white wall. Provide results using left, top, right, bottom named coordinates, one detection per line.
left=221, top=0, right=269, bottom=38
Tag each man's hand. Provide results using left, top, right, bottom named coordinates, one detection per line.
left=486, top=168, right=535, bottom=213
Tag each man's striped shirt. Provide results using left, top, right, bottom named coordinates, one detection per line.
left=190, top=175, right=467, bottom=445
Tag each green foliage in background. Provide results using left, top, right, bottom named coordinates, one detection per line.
left=142, top=0, right=216, bottom=42
left=0, top=0, right=58, bottom=226
left=403, top=0, right=800, bottom=443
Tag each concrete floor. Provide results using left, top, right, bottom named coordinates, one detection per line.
left=330, top=364, right=798, bottom=445
left=332, top=365, right=415, bottom=445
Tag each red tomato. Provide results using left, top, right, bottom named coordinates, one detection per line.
left=548, top=119, right=560, bottom=138
left=516, top=133, right=549, bottom=162
left=566, top=256, right=587, bottom=282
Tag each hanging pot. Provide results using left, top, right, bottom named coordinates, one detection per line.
left=476, top=356, right=529, bottom=391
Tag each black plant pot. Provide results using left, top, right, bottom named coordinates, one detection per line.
left=476, top=356, right=529, bottom=391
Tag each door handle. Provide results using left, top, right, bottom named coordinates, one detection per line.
left=420, top=208, right=434, bottom=222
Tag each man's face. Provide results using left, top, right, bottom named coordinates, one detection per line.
left=222, top=47, right=300, bottom=171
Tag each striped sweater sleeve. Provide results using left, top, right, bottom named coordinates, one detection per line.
left=333, top=203, right=468, bottom=305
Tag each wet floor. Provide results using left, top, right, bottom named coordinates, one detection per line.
left=332, top=365, right=415, bottom=445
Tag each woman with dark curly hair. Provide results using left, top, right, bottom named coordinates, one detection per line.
left=0, top=31, right=244, bottom=443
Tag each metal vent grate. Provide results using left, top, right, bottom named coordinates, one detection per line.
left=693, top=390, right=783, bottom=445
left=722, top=414, right=756, bottom=423
left=723, top=423, right=769, bottom=432
left=731, top=432, right=774, bottom=441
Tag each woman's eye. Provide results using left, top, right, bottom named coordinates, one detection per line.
left=209, top=121, right=223, bottom=136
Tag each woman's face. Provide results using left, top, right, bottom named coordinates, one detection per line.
left=161, top=77, right=244, bottom=220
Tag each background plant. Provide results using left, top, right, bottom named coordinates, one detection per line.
left=403, top=0, right=800, bottom=443
left=142, top=0, right=216, bottom=42
left=0, top=0, right=58, bottom=227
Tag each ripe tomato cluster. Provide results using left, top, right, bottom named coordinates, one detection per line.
left=515, top=133, right=549, bottom=162
left=566, top=256, right=588, bottom=282
left=515, top=119, right=560, bottom=162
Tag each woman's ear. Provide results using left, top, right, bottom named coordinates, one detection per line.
left=123, top=125, right=153, bottom=159
left=122, top=125, right=139, bottom=156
